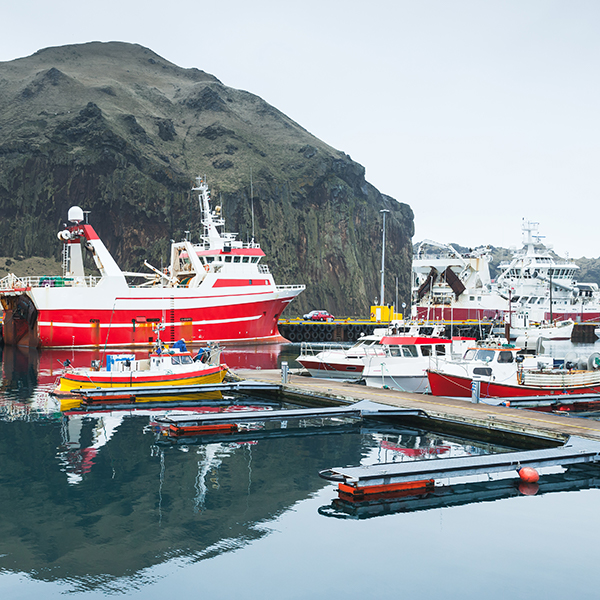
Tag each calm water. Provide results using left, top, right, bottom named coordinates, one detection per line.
left=1, top=345, right=600, bottom=599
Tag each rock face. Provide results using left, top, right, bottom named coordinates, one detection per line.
left=0, top=42, right=413, bottom=315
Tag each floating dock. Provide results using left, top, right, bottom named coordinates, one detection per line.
left=319, top=435, right=600, bottom=486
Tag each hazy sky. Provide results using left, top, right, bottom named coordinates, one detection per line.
left=3, top=1, right=600, bottom=257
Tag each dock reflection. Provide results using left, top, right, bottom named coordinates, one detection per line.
left=318, top=464, right=600, bottom=520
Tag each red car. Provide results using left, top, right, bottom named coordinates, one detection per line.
left=303, top=310, right=334, bottom=322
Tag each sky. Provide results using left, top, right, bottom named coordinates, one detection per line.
left=3, top=1, right=600, bottom=257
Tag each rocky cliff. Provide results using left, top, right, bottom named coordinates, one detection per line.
left=0, top=42, right=413, bottom=315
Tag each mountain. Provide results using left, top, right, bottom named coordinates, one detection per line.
left=0, top=42, right=413, bottom=315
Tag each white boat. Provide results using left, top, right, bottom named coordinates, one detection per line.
left=361, top=334, right=470, bottom=393
left=296, top=322, right=444, bottom=380
left=412, top=219, right=600, bottom=324
left=0, top=177, right=305, bottom=348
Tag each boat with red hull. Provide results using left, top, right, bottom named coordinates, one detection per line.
left=0, top=178, right=304, bottom=348
left=428, top=369, right=600, bottom=399
left=427, top=339, right=600, bottom=402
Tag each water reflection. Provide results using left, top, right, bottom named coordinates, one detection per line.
left=0, top=398, right=513, bottom=594
left=2, top=343, right=600, bottom=597
left=319, top=464, right=600, bottom=519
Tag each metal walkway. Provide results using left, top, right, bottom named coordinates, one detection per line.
left=319, top=435, right=600, bottom=486
left=152, top=399, right=428, bottom=428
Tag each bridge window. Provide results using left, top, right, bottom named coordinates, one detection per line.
left=421, top=345, right=432, bottom=357
left=401, top=345, right=418, bottom=357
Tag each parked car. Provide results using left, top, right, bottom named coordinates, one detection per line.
left=303, top=310, right=335, bottom=322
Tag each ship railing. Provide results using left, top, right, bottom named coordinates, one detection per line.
left=258, top=264, right=271, bottom=274
left=276, top=284, right=306, bottom=291
left=299, top=341, right=347, bottom=357
left=0, top=274, right=99, bottom=290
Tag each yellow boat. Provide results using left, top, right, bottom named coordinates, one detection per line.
left=53, top=343, right=227, bottom=410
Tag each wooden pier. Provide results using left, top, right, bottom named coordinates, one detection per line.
left=232, top=368, right=600, bottom=444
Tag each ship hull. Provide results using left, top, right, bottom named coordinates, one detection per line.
left=56, top=364, right=226, bottom=392
left=414, top=305, right=600, bottom=323
left=3, top=286, right=300, bottom=348
left=427, top=370, right=600, bottom=399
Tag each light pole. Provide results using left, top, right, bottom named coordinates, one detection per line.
left=380, top=209, right=390, bottom=307
left=549, top=268, right=553, bottom=323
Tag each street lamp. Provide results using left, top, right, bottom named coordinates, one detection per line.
left=380, top=209, right=390, bottom=307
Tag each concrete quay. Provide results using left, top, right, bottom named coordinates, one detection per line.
left=231, top=368, right=600, bottom=446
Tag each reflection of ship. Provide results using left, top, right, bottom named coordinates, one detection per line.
left=413, top=220, right=600, bottom=323
left=0, top=404, right=371, bottom=591
left=319, top=464, right=600, bottom=519
left=0, top=178, right=304, bottom=348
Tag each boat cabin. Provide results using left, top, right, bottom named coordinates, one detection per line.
left=376, top=336, right=452, bottom=359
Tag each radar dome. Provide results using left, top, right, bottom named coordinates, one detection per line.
left=68, top=206, right=84, bottom=223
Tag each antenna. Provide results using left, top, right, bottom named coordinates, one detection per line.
left=250, top=167, right=255, bottom=240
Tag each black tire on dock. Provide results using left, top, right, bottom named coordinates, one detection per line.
left=288, top=331, right=297, bottom=342
left=325, top=331, right=333, bottom=341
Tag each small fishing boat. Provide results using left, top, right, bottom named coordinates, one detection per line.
left=361, top=335, right=473, bottom=393
left=296, top=322, right=445, bottom=380
left=52, top=340, right=227, bottom=397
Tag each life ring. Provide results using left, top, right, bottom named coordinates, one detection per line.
left=204, top=264, right=210, bottom=272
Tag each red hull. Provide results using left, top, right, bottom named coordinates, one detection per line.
left=427, top=370, right=600, bottom=398
left=415, top=306, right=600, bottom=323
left=5, top=296, right=292, bottom=348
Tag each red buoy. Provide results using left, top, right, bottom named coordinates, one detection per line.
left=518, top=467, right=539, bottom=483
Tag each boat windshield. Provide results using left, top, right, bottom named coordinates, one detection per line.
left=475, top=349, right=495, bottom=363
left=171, top=355, right=194, bottom=365
left=497, top=351, right=514, bottom=363
left=401, top=345, right=418, bottom=357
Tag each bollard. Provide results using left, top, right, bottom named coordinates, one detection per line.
left=281, top=361, right=289, bottom=384
left=471, top=377, right=480, bottom=403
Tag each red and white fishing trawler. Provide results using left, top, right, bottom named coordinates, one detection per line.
left=427, top=339, right=600, bottom=402
left=0, top=178, right=305, bottom=348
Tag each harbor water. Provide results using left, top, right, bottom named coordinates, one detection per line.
left=1, top=344, right=600, bottom=599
